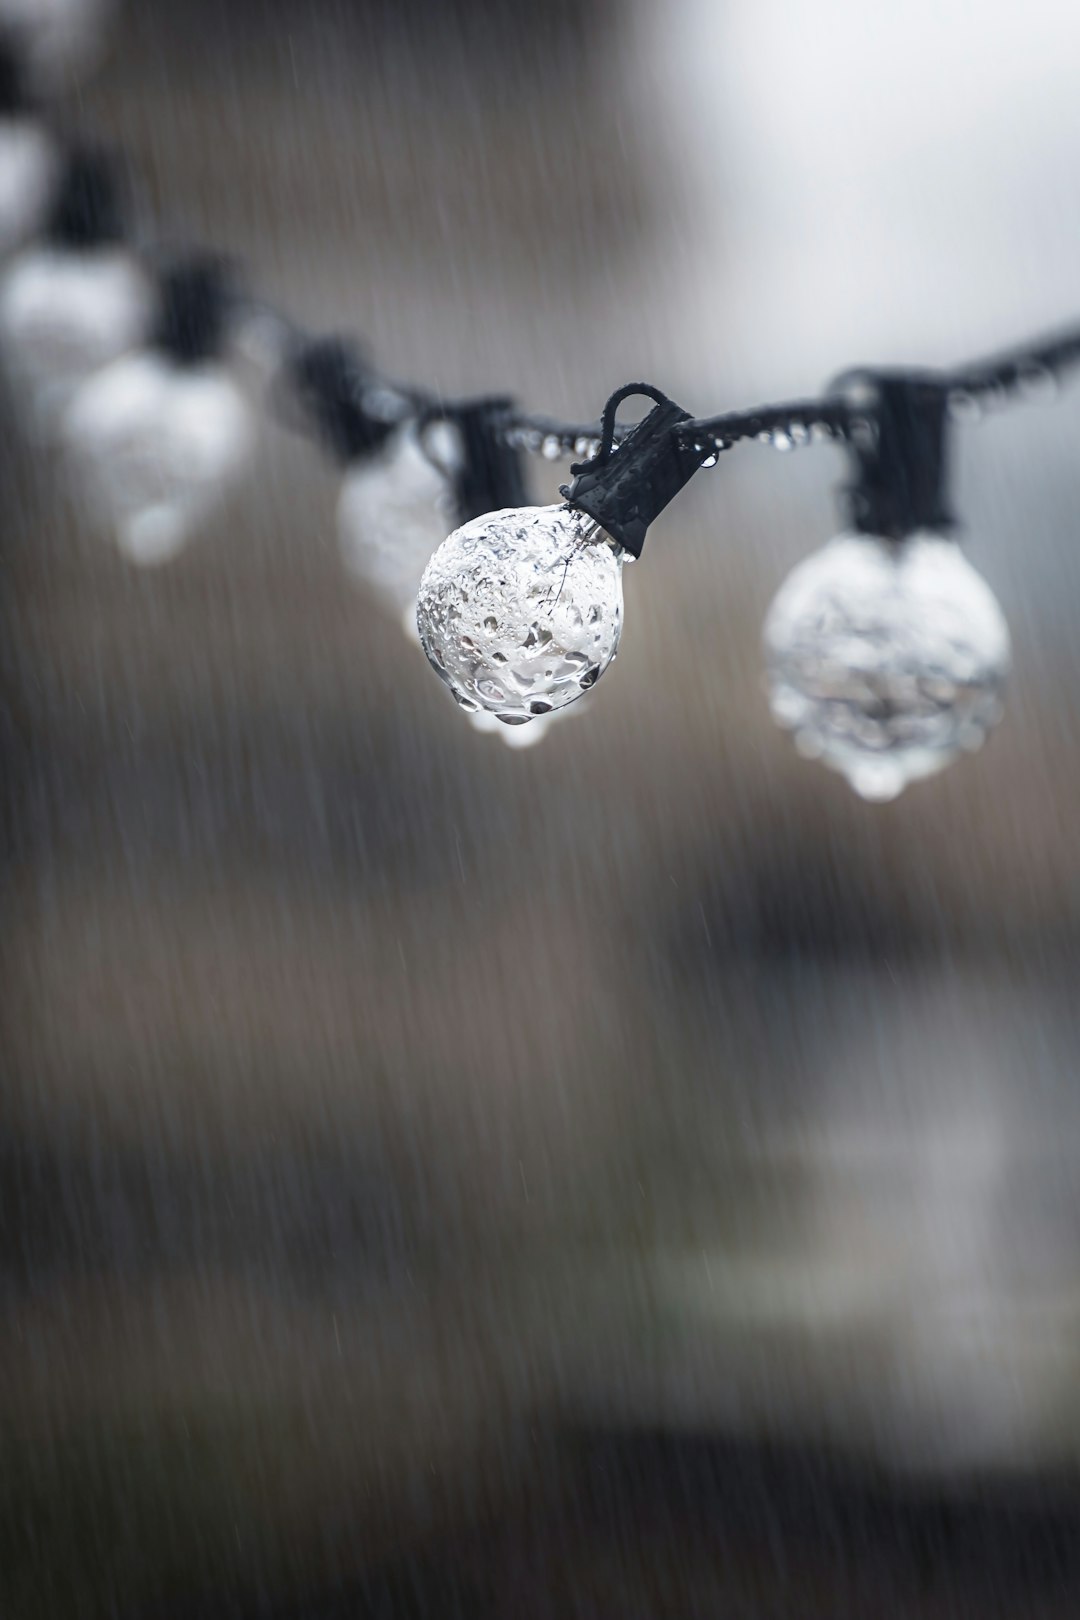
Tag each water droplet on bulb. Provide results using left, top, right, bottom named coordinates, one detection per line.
left=542, top=435, right=562, bottom=460
left=772, top=430, right=794, bottom=452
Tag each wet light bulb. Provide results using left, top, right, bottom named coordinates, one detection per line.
left=417, top=503, right=626, bottom=727
left=0, top=117, right=55, bottom=256
left=764, top=532, right=1010, bottom=800
left=61, top=348, right=253, bottom=565
left=337, top=418, right=460, bottom=637
left=0, top=242, right=150, bottom=422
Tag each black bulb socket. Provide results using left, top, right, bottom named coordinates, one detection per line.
left=0, top=33, right=31, bottom=116
left=290, top=336, right=405, bottom=463
left=420, top=395, right=529, bottom=524
left=834, top=368, right=954, bottom=541
left=46, top=146, right=127, bottom=249
left=153, top=256, right=235, bottom=365
left=560, top=386, right=706, bottom=558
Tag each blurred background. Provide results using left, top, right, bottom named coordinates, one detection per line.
left=4, top=0, right=1080, bottom=1614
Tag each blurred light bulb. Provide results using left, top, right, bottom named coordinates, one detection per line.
left=763, top=532, right=1010, bottom=800
left=0, top=0, right=114, bottom=89
left=0, top=242, right=149, bottom=423
left=417, top=503, right=625, bottom=727
left=337, top=418, right=461, bottom=634
left=62, top=348, right=253, bottom=565
left=0, top=117, right=55, bottom=256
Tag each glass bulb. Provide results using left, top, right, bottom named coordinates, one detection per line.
left=61, top=349, right=253, bottom=565
left=0, top=0, right=114, bottom=88
left=337, top=419, right=460, bottom=630
left=0, top=244, right=151, bottom=425
left=764, top=532, right=1010, bottom=800
left=416, top=503, right=626, bottom=726
left=0, top=118, right=55, bottom=258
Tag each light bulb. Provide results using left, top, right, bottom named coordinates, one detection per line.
left=337, top=418, right=460, bottom=628
left=0, top=0, right=114, bottom=89
left=417, top=503, right=626, bottom=727
left=0, top=117, right=55, bottom=256
left=0, top=143, right=148, bottom=424
left=0, top=242, right=150, bottom=422
left=764, top=532, right=1010, bottom=800
left=61, top=348, right=253, bottom=564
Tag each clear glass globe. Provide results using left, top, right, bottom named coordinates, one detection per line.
left=764, top=532, right=1010, bottom=800
left=416, top=503, right=626, bottom=727
left=0, top=245, right=151, bottom=425
left=0, top=119, right=56, bottom=258
left=61, top=349, right=253, bottom=565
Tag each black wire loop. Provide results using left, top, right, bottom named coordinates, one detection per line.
left=571, top=382, right=673, bottom=474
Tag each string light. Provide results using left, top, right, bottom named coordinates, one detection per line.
left=0, top=36, right=56, bottom=257
left=0, top=143, right=150, bottom=425
left=5, top=10, right=1080, bottom=798
left=417, top=386, right=705, bottom=729
left=290, top=340, right=562, bottom=747
left=417, top=503, right=625, bottom=726
left=338, top=420, right=460, bottom=639
left=0, top=0, right=114, bottom=91
left=289, top=337, right=442, bottom=636
left=762, top=372, right=1011, bottom=799
left=765, top=535, right=1010, bottom=800
left=61, top=256, right=253, bottom=564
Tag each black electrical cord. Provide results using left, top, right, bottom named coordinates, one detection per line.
left=672, top=322, right=1080, bottom=458
left=9, top=46, right=1080, bottom=503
